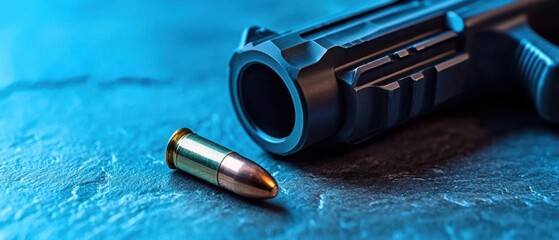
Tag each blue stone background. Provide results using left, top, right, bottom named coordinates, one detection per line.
left=1, top=0, right=558, bottom=239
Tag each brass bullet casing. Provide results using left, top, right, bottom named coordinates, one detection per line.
left=166, top=128, right=278, bottom=199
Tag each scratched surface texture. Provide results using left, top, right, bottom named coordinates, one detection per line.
left=1, top=1, right=558, bottom=239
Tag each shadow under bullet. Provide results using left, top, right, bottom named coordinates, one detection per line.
left=168, top=170, right=289, bottom=214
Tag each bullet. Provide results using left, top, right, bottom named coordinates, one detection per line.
left=166, top=128, right=278, bottom=199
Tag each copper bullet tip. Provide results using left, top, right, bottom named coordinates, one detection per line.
left=166, top=128, right=279, bottom=199
left=218, top=153, right=278, bottom=199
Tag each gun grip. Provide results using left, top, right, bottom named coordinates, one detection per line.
left=506, top=22, right=559, bottom=122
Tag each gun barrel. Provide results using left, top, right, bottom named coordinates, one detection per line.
left=229, top=0, right=559, bottom=155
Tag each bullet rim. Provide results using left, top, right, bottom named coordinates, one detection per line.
left=165, top=128, right=193, bottom=169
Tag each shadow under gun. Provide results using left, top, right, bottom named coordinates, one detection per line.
left=229, top=0, right=559, bottom=155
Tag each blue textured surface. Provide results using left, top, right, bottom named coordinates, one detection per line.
left=1, top=1, right=559, bottom=239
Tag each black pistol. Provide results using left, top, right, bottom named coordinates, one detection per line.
left=229, top=0, right=559, bottom=155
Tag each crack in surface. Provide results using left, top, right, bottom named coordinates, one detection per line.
left=0, top=75, right=89, bottom=100
left=0, top=75, right=178, bottom=100
left=97, top=77, right=173, bottom=88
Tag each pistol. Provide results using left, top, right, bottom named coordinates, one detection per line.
left=229, top=0, right=559, bottom=155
